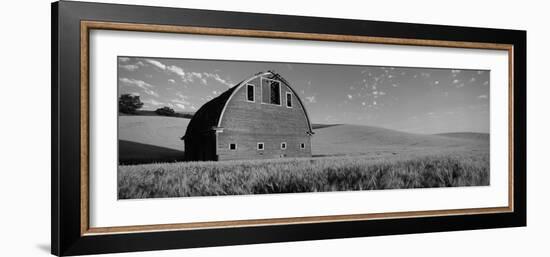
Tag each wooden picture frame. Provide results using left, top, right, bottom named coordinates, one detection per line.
left=52, top=1, right=526, bottom=256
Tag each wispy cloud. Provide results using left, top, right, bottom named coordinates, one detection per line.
left=119, top=64, right=140, bottom=71
left=203, top=72, right=233, bottom=87
left=119, top=78, right=159, bottom=97
left=145, top=59, right=167, bottom=70
left=144, top=58, right=233, bottom=87
left=171, top=92, right=195, bottom=110
left=305, top=96, right=317, bottom=103
left=118, top=57, right=130, bottom=62
left=118, top=61, right=145, bottom=71
left=478, top=94, right=488, bottom=99
left=167, top=65, right=185, bottom=77
left=142, top=98, right=165, bottom=106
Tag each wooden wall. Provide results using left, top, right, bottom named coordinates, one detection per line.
left=217, top=76, right=312, bottom=160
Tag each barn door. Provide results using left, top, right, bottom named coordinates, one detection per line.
left=198, top=133, right=217, bottom=161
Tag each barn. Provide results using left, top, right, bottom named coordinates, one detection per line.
left=183, top=71, right=314, bottom=161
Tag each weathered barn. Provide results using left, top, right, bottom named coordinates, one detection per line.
left=183, top=71, right=314, bottom=161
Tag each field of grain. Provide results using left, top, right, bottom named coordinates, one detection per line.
left=118, top=151, right=489, bottom=199
left=117, top=115, right=490, bottom=199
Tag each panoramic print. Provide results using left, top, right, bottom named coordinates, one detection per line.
left=117, top=56, right=490, bottom=199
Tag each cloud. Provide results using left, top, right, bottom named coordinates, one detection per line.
left=119, top=78, right=159, bottom=97
left=119, top=64, right=140, bottom=71
left=434, top=80, right=439, bottom=85
left=470, top=77, right=476, bottom=82
left=347, top=94, right=353, bottom=100
left=172, top=92, right=191, bottom=106
left=392, top=84, right=398, bottom=87
left=118, top=61, right=145, bottom=71
left=478, top=94, right=488, bottom=99
left=379, top=91, right=386, bottom=96
left=203, top=72, right=233, bottom=87
left=140, top=59, right=234, bottom=88
left=477, top=70, right=485, bottom=75
left=165, top=65, right=205, bottom=85
left=452, top=79, right=460, bottom=84
left=305, top=96, right=316, bottom=103
left=175, top=103, right=187, bottom=110
left=168, top=79, right=176, bottom=83
left=191, top=72, right=207, bottom=85
left=456, top=83, right=465, bottom=88
left=167, top=65, right=185, bottom=77
left=118, top=57, right=130, bottom=62
left=451, top=70, right=461, bottom=74
left=145, top=59, right=167, bottom=70
left=143, top=99, right=164, bottom=106
left=483, top=81, right=489, bottom=86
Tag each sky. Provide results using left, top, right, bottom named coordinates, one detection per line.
left=118, top=56, right=490, bottom=134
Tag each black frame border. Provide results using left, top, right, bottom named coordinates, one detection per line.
left=52, top=1, right=526, bottom=256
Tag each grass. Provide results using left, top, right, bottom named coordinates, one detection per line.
left=118, top=152, right=489, bottom=199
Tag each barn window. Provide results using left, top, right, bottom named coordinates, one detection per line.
left=281, top=142, right=287, bottom=150
left=261, top=78, right=281, bottom=105
left=257, top=142, right=264, bottom=150
left=270, top=82, right=281, bottom=105
left=286, top=92, right=292, bottom=108
left=229, top=143, right=237, bottom=150
left=300, top=143, right=305, bottom=149
left=246, top=84, right=254, bottom=102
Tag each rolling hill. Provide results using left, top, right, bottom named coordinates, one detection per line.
left=118, top=115, right=489, bottom=164
left=312, top=124, right=488, bottom=158
left=118, top=115, right=190, bottom=164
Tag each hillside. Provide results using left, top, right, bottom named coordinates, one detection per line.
left=436, top=132, right=490, bottom=141
left=118, top=116, right=190, bottom=164
left=312, top=124, right=488, bottom=158
left=118, top=116, right=489, bottom=164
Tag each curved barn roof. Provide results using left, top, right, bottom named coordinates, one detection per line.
left=183, top=71, right=313, bottom=140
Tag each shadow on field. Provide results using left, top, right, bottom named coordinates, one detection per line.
left=119, top=140, right=185, bottom=165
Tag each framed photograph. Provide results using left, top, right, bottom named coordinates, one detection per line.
left=52, top=1, right=526, bottom=256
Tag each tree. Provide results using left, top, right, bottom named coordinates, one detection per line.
left=155, top=106, right=176, bottom=116
left=119, top=94, right=144, bottom=114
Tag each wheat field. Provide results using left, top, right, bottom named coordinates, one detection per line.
left=118, top=152, right=489, bottom=199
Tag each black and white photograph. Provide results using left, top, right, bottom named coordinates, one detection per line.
left=117, top=57, right=491, bottom=199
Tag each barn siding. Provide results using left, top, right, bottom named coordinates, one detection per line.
left=217, top=76, right=312, bottom=160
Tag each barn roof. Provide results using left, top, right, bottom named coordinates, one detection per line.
left=183, top=71, right=313, bottom=140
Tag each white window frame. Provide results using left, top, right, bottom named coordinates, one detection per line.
left=300, top=143, right=305, bottom=149
left=260, top=77, right=282, bottom=106
left=285, top=92, right=293, bottom=108
left=229, top=143, right=237, bottom=150
left=246, top=83, right=255, bottom=102
left=257, top=142, right=264, bottom=151
left=281, top=142, right=287, bottom=150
